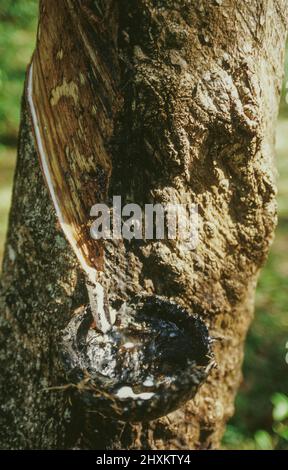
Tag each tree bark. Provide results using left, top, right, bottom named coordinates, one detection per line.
left=0, top=0, right=287, bottom=450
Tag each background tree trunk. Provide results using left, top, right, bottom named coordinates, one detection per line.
left=0, top=0, right=287, bottom=450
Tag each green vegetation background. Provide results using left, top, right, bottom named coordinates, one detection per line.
left=0, top=0, right=288, bottom=450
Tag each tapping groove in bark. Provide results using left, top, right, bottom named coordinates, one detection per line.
left=26, top=0, right=123, bottom=333
left=0, top=0, right=287, bottom=450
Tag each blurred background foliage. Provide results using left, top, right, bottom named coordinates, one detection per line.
left=0, top=0, right=287, bottom=450
left=0, top=0, right=37, bottom=250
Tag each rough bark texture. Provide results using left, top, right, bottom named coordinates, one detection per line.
left=0, top=0, right=287, bottom=450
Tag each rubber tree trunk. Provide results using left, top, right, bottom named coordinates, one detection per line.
left=0, top=0, right=287, bottom=450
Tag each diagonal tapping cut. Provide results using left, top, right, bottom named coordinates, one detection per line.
left=27, top=61, right=113, bottom=334
left=27, top=54, right=214, bottom=421
left=25, top=0, right=121, bottom=334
